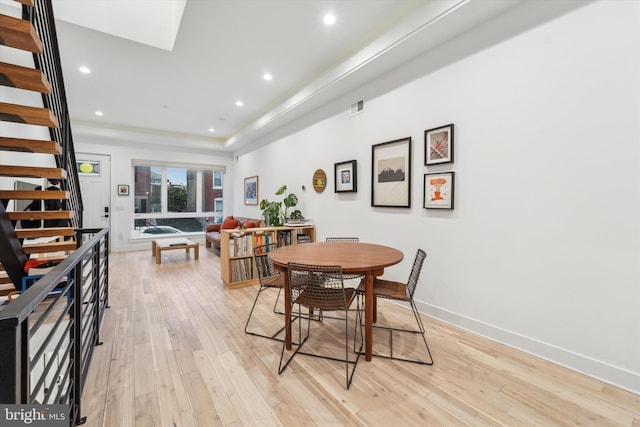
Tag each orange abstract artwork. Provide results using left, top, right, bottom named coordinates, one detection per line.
left=424, top=171, right=454, bottom=209
left=429, top=177, right=447, bottom=201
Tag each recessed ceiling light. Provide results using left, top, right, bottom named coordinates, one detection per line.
left=263, top=73, right=272, bottom=81
left=236, top=100, right=244, bottom=107
left=95, top=111, right=103, bottom=116
left=324, top=13, right=336, bottom=25
left=208, top=128, right=215, bottom=133
left=79, top=66, right=91, bottom=74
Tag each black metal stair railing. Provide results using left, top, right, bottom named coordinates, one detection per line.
left=0, top=228, right=109, bottom=426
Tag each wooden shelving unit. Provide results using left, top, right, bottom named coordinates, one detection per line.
left=220, top=225, right=316, bottom=289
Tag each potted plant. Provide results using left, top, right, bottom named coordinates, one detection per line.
left=259, top=185, right=304, bottom=226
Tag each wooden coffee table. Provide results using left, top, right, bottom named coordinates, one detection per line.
left=152, top=238, right=199, bottom=264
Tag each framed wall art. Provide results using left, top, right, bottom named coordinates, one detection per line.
left=244, top=176, right=258, bottom=205
left=334, top=160, right=357, bottom=193
left=371, top=137, right=411, bottom=208
left=425, top=123, right=454, bottom=165
left=424, top=172, right=454, bottom=209
left=117, top=184, right=129, bottom=196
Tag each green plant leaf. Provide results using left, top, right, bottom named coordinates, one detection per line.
left=289, top=210, right=304, bottom=219
left=283, top=193, right=298, bottom=208
left=260, top=185, right=303, bottom=225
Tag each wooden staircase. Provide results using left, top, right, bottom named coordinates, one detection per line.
left=0, top=0, right=79, bottom=297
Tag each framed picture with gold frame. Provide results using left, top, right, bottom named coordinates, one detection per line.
left=244, top=176, right=258, bottom=205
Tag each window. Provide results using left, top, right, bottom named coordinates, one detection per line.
left=167, top=167, right=196, bottom=212
left=133, top=164, right=224, bottom=236
left=134, top=166, right=162, bottom=213
left=202, top=170, right=223, bottom=215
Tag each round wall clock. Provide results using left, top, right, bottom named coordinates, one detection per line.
left=312, top=169, right=327, bottom=193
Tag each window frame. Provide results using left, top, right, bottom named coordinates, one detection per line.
left=132, top=161, right=225, bottom=236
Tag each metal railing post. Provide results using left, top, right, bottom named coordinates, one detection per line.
left=0, top=322, right=22, bottom=403
left=70, top=261, right=84, bottom=424
left=92, top=243, right=102, bottom=346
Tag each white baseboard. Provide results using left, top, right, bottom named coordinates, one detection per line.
left=413, top=300, right=640, bottom=395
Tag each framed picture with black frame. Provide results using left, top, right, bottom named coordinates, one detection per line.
left=334, top=160, right=357, bottom=193
left=371, top=137, right=411, bottom=208
left=424, top=123, right=454, bottom=165
left=424, top=171, right=454, bottom=209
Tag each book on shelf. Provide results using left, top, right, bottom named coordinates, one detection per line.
left=230, top=257, right=253, bottom=282
left=252, top=231, right=276, bottom=252
left=221, top=224, right=316, bottom=288
left=276, top=230, right=292, bottom=247
left=296, top=234, right=312, bottom=243
left=229, top=233, right=253, bottom=257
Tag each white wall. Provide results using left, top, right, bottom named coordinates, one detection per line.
left=73, top=139, right=233, bottom=252
left=232, top=0, right=640, bottom=393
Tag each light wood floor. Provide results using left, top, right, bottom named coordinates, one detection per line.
left=81, top=247, right=640, bottom=427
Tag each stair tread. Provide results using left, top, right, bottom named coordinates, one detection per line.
left=0, top=62, right=51, bottom=93
left=13, top=1, right=36, bottom=8
left=0, top=190, right=68, bottom=200
left=0, top=102, right=58, bottom=127
left=0, top=14, right=43, bottom=53
left=7, top=210, right=74, bottom=220
left=0, top=137, right=62, bottom=154
left=0, top=165, right=67, bottom=179
left=23, top=240, right=76, bottom=254
left=15, top=227, right=75, bottom=238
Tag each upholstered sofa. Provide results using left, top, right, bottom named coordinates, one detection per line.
left=205, top=216, right=262, bottom=250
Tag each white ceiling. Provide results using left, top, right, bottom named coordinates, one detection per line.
left=53, top=0, right=186, bottom=51
left=50, top=0, right=527, bottom=154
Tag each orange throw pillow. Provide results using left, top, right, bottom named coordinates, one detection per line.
left=221, top=217, right=238, bottom=230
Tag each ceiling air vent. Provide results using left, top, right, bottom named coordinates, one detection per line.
left=350, top=100, right=365, bottom=116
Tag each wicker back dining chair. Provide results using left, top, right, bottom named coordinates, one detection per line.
left=324, top=237, right=363, bottom=282
left=325, top=237, right=360, bottom=243
left=278, top=262, right=363, bottom=389
left=244, top=242, right=288, bottom=341
left=356, top=248, right=433, bottom=365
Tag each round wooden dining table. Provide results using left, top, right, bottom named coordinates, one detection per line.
left=269, top=241, right=404, bottom=361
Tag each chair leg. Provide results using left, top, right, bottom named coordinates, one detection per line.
left=245, top=286, right=288, bottom=341
left=279, top=304, right=363, bottom=389
left=244, top=285, right=265, bottom=334
left=409, top=299, right=433, bottom=365
left=353, top=294, right=364, bottom=353
left=278, top=305, right=310, bottom=374
left=357, top=296, right=434, bottom=365
left=343, top=305, right=363, bottom=389
left=272, top=287, right=285, bottom=315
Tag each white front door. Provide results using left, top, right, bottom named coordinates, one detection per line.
left=76, top=153, right=111, bottom=230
